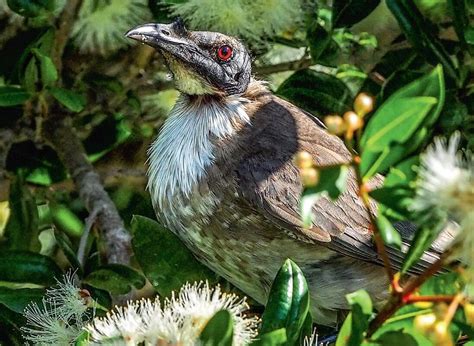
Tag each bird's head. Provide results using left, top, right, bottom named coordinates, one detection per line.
left=126, top=19, right=252, bottom=96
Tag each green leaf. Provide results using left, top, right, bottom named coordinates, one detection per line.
left=375, top=212, right=402, bottom=249
left=361, top=97, right=437, bottom=152
left=49, top=87, right=86, bottom=113
left=131, top=215, right=217, bottom=297
left=0, top=251, right=62, bottom=286
left=83, top=264, right=146, bottom=295
left=447, top=0, right=471, bottom=52
left=23, top=57, right=39, bottom=93
left=370, top=186, right=414, bottom=220
left=401, top=222, right=445, bottom=273
left=383, top=156, right=419, bottom=188
left=31, top=49, right=58, bottom=88
left=251, top=329, right=287, bottom=346
left=51, top=204, right=84, bottom=238
left=3, top=175, right=39, bottom=251
left=0, top=86, right=30, bottom=107
left=260, top=259, right=311, bottom=345
left=332, top=0, right=381, bottom=27
left=277, top=69, right=352, bottom=116
left=300, top=165, right=348, bottom=228
left=386, top=0, right=458, bottom=80
left=199, top=310, right=234, bottom=346
left=0, top=287, right=44, bottom=313
left=54, top=230, right=83, bottom=274
left=6, top=0, right=55, bottom=17
left=306, top=22, right=332, bottom=62
left=360, top=66, right=444, bottom=178
left=75, top=331, right=90, bottom=346
left=0, top=304, right=24, bottom=345
left=341, top=290, right=373, bottom=346
left=374, top=330, right=420, bottom=346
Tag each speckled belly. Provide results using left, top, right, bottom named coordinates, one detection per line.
left=158, top=189, right=388, bottom=326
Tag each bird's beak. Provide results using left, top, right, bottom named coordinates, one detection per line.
left=125, top=19, right=189, bottom=50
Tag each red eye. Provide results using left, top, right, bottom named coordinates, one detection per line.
left=217, top=45, right=233, bottom=61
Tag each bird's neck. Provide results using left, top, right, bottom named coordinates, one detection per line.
left=147, top=87, right=255, bottom=212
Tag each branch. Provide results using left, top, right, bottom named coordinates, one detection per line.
left=43, top=116, right=131, bottom=265
left=254, top=57, right=314, bottom=75
left=52, top=0, right=83, bottom=72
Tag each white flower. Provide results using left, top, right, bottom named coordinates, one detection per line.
left=412, top=132, right=473, bottom=220
left=46, top=271, right=90, bottom=323
left=21, top=272, right=93, bottom=345
left=22, top=300, right=82, bottom=345
left=168, top=282, right=259, bottom=345
left=87, top=301, right=144, bottom=345
left=71, top=0, right=151, bottom=55
left=86, top=281, right=259, bottom=345
left=170, top=0, right=307, bottom=43
left=413, top=132, right=474, bottom=297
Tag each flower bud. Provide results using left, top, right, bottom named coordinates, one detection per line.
left=465, top=303, right=474, bottom=325
left=324, top=115, right=345, bottom=136
left=353, top=93, right=374, bottom=117
left=300, top=167, right=319, bottom=187
left=294, top=151, right=313, bottom=169
left=414, top=313, right=436, bottom=334
left=343, top=111, right=363, bottom=132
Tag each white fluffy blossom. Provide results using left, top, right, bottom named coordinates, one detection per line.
left=21, top=272, right=92, bottom=345
left=170, top=0, right=307, bottom=43
left=412, top=132, right=474, bottom=296
left=86, top=281, right=259, bottom=345
left=71, top=0, right=151, bottom=55
left=303, top=328, right=321, bottom=346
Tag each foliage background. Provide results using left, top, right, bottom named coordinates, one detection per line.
left=0, top=0, right=473, bottom=344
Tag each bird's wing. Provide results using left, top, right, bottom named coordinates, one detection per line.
left=236, top=94, right=448, bottom=273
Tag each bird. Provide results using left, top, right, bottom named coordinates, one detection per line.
left=125, top=19, right=453, bottom=326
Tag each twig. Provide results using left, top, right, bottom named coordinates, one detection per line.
left=52, top=0, right=83, bottom=72
left=43, top=116, right=131, bottom=264
left=254, top=57, right=314, bottom=75
left=77, top=206, right=101, bottom=266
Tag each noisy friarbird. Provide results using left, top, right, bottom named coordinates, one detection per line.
left=126, top=19, right=453, bottom=326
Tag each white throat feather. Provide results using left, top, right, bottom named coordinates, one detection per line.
left=147, top=93, right=250, bottom=213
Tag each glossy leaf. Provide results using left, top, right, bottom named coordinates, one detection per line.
left=49, top=87, right=86, bottom=113
left=83, top=264, right=146, bottom=295
left=199, top=310, right=234, bottom=346
left=360, top=66, right=444, bottom=178
left=300, top=165, right=348, bottom=228
left=375, top=212, right=402, bottom=249
left=277, top=69, right=352, bottom=116
left=0, top=86, right=30, bottom=107
left=260, top=259, right=310, bottom=345
left=54, top=230, right=83, bottom=274
left=31, top=49, right=57, bottom=87
left=0, top=287, right=44, bottom=313
left=337, top=290, right=373, bottom=346
left=0, top=251, right=62, bottom=286
left=3, top=175, right=39, bottom=251
left=382, top=156, right=419, bottom=188
left=386, top=0, right=457, bottom=80
left=306, top=21, right=332, bottom=62
left=370, top=186, right=414, bottom=220
left=361, top=97, right=436, bottom=152
left=131, top=215, right=217, bottom=297
left=6, top=0, right=55, bottom=17
left=401, top=221, right=445, bottom=273
left=51, top=204, right=84, bottom=238
left=251, top=329, right=287, bottom=346
left=333, top=0, right=381, bottom=27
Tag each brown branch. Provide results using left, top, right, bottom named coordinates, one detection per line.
left=43, top=116, right=131, bottom=265
left=52, top=0, right=83, bottom=72
left=254, top=57, right=314, bottom=75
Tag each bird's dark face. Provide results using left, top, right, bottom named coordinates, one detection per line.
left=126, top=19, right=252, bottom=96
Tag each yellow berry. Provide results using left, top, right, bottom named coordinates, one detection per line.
left=324, top=115, right=345, bottom=135
left=414, top=313, right=436, bottom=334
left=300, top=167, right=319, bottom=187
left=414, top=301, right=434, bottom=309
left=465, top=303, right=474, bottom=325
left=294, top=151, right=313, bottom=169
left=343, top=111, right=363, bottom=132
left=433, top=302, right=448, bottom=320
left=353, top=93, right=374, bottom=117
left=432, top=321, right=453, bottom=346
